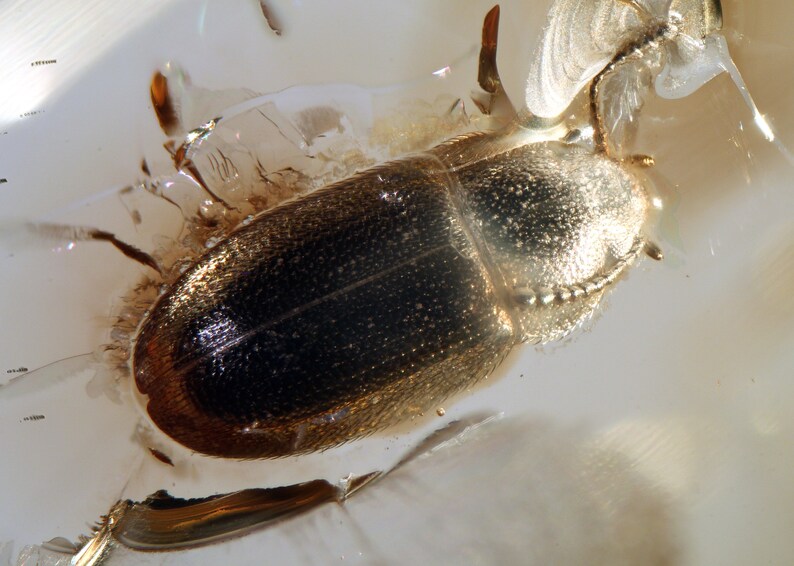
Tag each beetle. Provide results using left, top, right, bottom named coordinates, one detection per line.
left=134, top=131, right=650, bottom=458
left=131, top=0, right=724, bottom=459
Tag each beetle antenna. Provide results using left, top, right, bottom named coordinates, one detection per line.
left=29, top=223, right=163, bottom=276
left=589, top=21, right=673, bottom=156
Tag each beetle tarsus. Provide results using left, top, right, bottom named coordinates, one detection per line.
left=87, top=229, right=164, bottom=276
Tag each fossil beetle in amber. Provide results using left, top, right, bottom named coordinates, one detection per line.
left=133, top=0, right=724, bottom=459
left=134, top=133, right=649, bottom=458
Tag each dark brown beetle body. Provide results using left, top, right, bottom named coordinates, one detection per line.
left=134, top=131, right=648, bottom=458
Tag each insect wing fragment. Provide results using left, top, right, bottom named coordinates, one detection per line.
left=597, top=50, right=663, bottom=156
left=524, top=0, right=727, bottom=139
left=524, top=0, right=670, bottom=118
left=655, top=33, right=724, bottom=99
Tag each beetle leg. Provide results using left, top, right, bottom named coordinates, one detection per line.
left=257, top=1, right=283, bottom=36
left=172, top=128, right=237, bottom=211
left=27, top=223, right=163, bottom=275
left=150, top=71, right=182, bottom=137
left=74, top=417, right=502, bottom=557
left=471, top=5, right=518, bottom=122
